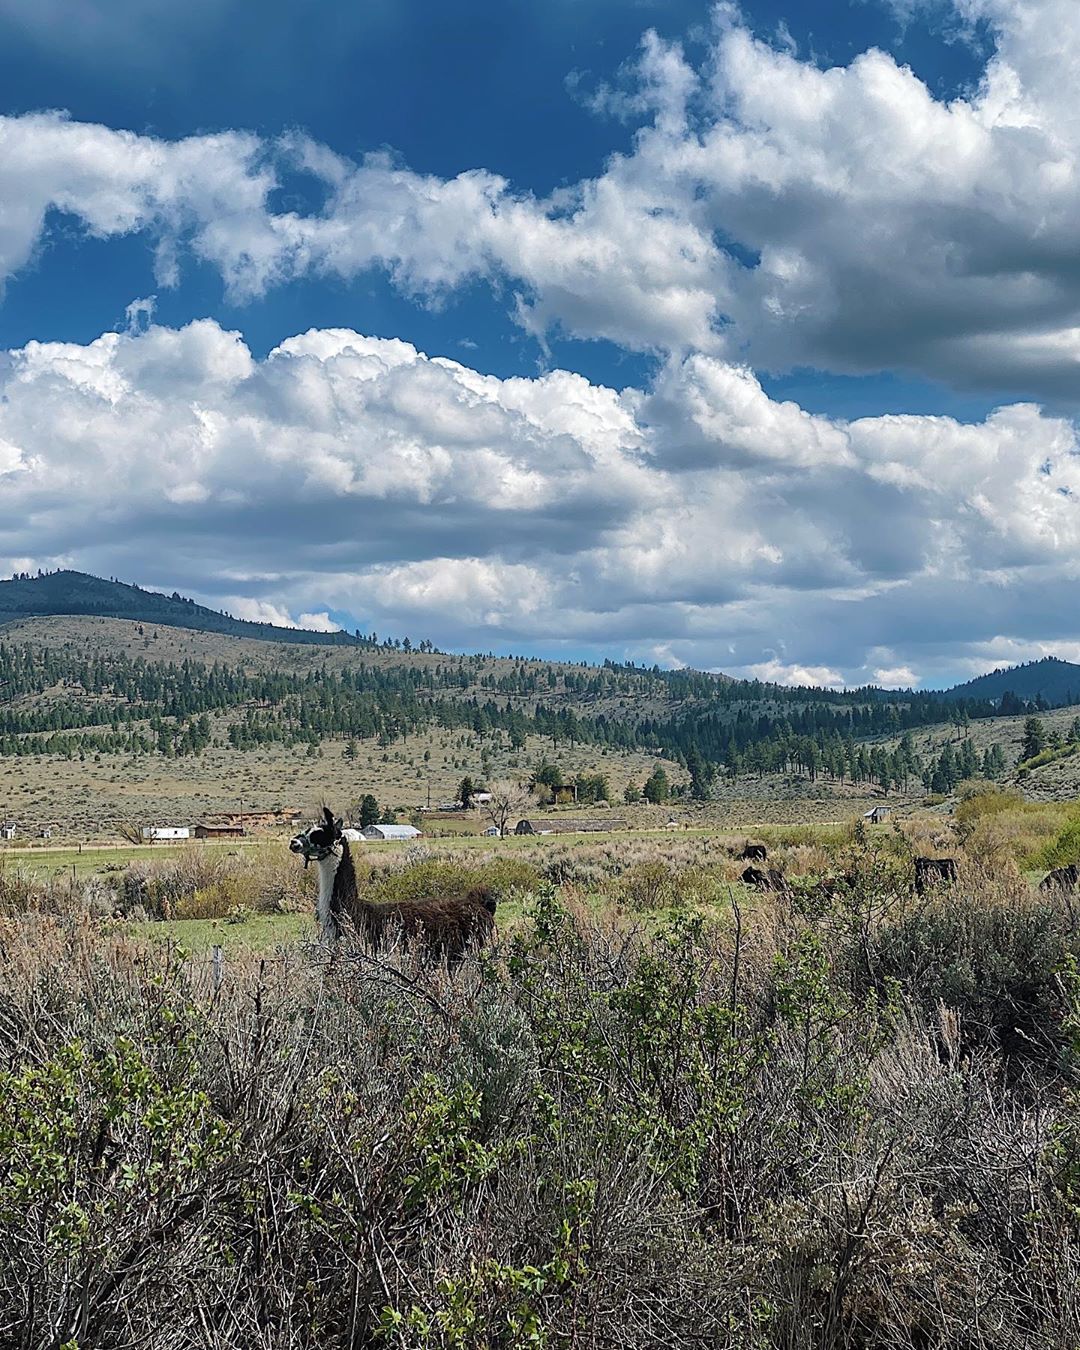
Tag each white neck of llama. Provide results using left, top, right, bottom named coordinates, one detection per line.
left=315, top=849, right=342, bottom=943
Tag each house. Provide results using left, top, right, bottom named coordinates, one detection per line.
left=362, top=824, right=422, bottom=842
left=862, top=807, right=890, bottom=824
left=140, top=826, right=191, bottom=842
left=194, top=823, right=246, bottom=839
left=471, top=792, right=493, bottom=806
left=483, top=825, right=501, bottom=837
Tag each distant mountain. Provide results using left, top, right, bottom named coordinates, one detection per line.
left=940, top=656, right=1080, bottom=707
left=0, top=571, right=367, bottom=647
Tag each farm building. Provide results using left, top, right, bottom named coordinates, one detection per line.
left=363, top=824, right=422, bottom=842
left=194, top=823, right=247, bottom=840
left=141, top=826, right=190, bottom=842
left=516, top=817, right=627, bottom=836
left=862, top=807, right=891, bottom=824
left=0, top=822, right=16, bottom=841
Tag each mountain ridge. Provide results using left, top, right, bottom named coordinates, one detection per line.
left=0, top=570, right=368, bottom=648
left=936, top=656, right=1080, bottom=707
left=4, top=570, right=1080, bottom=707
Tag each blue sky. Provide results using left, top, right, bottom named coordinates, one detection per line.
left=0, top=0, right=991, bottom=394
left=0, top=0, right=1077, bottom=687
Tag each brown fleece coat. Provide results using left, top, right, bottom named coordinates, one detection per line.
left=331, top=842, right=497, bottom=959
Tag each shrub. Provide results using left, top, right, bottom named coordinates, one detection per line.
left=865, top=884, right=1076, bottom=1069
left=0, top=869, right=1078, bottom=1347
left=1038, top=815, right=1080, bottom=871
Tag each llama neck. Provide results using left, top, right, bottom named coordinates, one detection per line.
left=315, top=849, right=342, bottom=943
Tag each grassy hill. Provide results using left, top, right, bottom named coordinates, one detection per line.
left=2, top=576, right=1080, bottom=837
left=0, top=570, right=368, bottom=647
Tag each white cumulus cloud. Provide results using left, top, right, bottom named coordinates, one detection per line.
left=6, top=2, right=1080, bottom=396
left=0, top=318, right=1075, bottom=682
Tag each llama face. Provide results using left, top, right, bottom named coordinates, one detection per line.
left=289, top=806, right=343, bottom=864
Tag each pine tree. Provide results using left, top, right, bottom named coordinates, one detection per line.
left=1021, top=716, right=1047, bottom=761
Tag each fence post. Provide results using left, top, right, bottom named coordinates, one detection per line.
left=211, top=945, right=224, bottom=995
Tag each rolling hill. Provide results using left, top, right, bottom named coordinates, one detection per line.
left=0, top=571, right=368, bottom=648
left=2, top=571, right=1080, bottom=836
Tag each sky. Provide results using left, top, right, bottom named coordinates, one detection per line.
left=0, top=0, right=1078, bottom=688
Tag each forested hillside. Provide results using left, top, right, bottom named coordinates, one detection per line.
left=0, top=615, right=1067, bottom=799
left=937, top=655, right=1080, bottom=707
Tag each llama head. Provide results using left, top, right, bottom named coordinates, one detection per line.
left=289, top=805, right=343, bottom=867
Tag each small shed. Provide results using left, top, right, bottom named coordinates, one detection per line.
left=39, top=827, right=53, bottom=840
left=363, top=824, right=422, bottom=842
left=0, top=823, right=16, bottom=841
left=862, top=807, right=890, bottom=824
left=194, top=823, right=246, bottom=840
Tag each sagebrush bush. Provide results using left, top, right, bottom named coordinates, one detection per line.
left=0, top=860, right=1078, bottom=1348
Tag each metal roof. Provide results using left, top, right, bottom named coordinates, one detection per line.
left=363, top=824, right=421, bottom=840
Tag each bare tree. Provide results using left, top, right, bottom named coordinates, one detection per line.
left=478, top=778, right=533, bottom=837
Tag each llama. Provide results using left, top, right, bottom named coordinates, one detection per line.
left=740, top=864, right=789, bottom=894
left=289, top=807, right=498, bottom=958
left=913, top=856, right=958, bottom=895
left=1040, top=863, right=1080, bottom=893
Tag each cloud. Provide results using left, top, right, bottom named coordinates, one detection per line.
left=124, top=295, right=156, bottom=332
left=872, top=665, right=919, bottom=688
left=6, top=2, right=1080, bottom=397
left=297, top=611, right=342, bottom=633
left=0, top=318, right=1077, bottom=683
left=746, top=658, right=847, bottom=690
left=223, top=596, right=341, bottom=631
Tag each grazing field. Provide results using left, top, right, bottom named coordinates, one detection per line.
left=2, top=802, right=1080, bottom=1345
left=0, top=728, right=686, bottom=840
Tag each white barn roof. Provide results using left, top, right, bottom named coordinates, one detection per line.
left=363, top=824, right=421, bottom=841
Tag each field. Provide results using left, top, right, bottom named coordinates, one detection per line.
left=3, top=799, right=1080, bottom=1347
left=0, top=727, right=689, bottom=840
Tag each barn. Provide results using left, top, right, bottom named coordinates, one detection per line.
left=515, top=817, right=627, bottom=835
left=194, top=823, right=247, bottom=839
left=362, top=824, right=422, bottom=842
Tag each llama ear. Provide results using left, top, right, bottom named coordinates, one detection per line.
left=335, top=817, right=343, bottom=834
left=322, top=805, right=335, bottom=826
